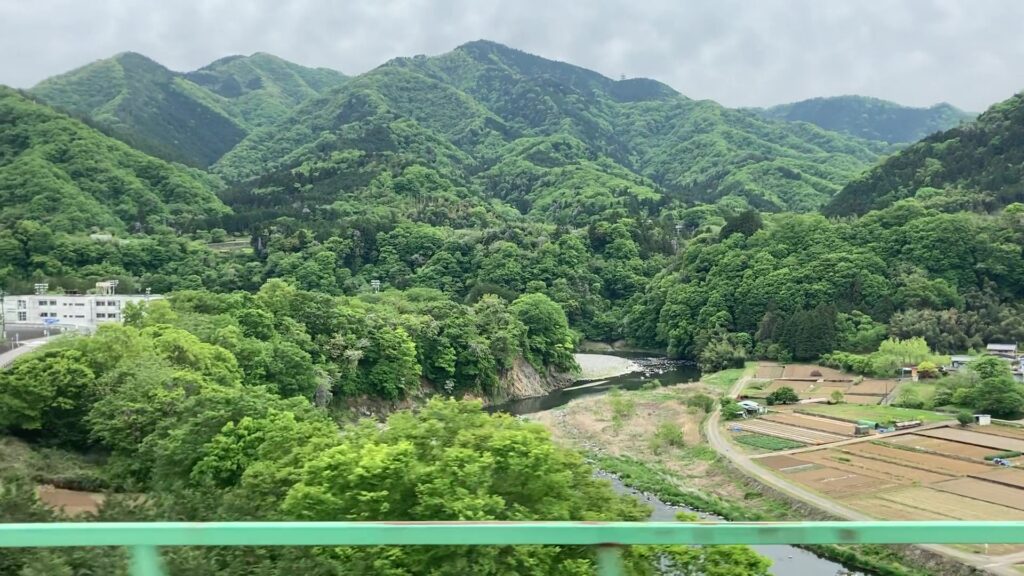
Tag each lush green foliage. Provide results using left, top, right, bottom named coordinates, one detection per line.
left=765, top=386, right=799, bottom=405
left=31, top=52, right=346, bottom=167
left=733, top=433, right=804, bottom=451
left=756, top=96, right=972, bottom=144
left=827, top=92, right=1024, bottom=215
left=627, top=203, right=1024, bottom=362
left=935, top=356, right=1024, bottom=418
left=0, top=87, right=227, bottom=233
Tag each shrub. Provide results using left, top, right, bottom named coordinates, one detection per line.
left=956, top=410, right=974, bottom=427
left=829, top=390, right=844, bottom=404
left=766, top=386, right=799, bottom=405
left=685, top=393, right=716, bottom=413
left=641, top=381, right=660, bottom=391
left=894, top=387, right=924, bottom=409
left=917, top=361, right=940, bottom=379
left=720, top=399, right=745, bottom=420
left=984, top=450, right=1022, bottom=461
left=649, top=422, right=685, bottom=454
left=608, top=389, right=636, bottom=431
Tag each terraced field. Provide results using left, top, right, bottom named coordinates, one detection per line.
left=731, top=420, right=847, bottom=444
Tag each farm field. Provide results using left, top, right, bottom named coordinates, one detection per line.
left=745, top=361, right=896, bottom=405
left=886, top=434, right=998, bottom=459
left=917, top=427, right=1024, bottom=451
left=797, top=403, right=950, bottom=424
left=762, top=412, right=855, bottom=435
left=755, top=363, right=784, bottom=379
left=749, top=423, right=1024, bottom=523
left=733, top=433, right=804, bottom=451
left=731, top=419, right=847, bottom=445
left=780, top=364, right=846, bottom=379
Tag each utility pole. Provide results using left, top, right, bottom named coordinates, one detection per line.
left=0, top=289, right=5, bottom=345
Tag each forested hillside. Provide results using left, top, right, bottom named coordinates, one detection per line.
left=826, top=91, right=1024, bottom=216
left=756, top=95, right=972, bottom=144
left=0, top=86, right=227, bottom=233
left=216, top=40, right=882, bottom=213
left=30, top=52, right=346, bottom=167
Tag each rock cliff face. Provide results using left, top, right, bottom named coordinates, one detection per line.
left=494, top=356, right=575, bottom=403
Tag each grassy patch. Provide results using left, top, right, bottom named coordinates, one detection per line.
left=0, top=436, right=109, bottom=491
left=799, top=403, right=949, bottom=424
left=734, top=433, right=804, bottom=451
left=985, top=450, right=1022, bottom=461
left=701, top=362, right=754, bottom=392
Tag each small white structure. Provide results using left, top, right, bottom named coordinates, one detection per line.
left=1, top=282, right=159, bottom=333
left=974, top=414, right=992, bottom=426
left=738, top=400, right=766, bottom=415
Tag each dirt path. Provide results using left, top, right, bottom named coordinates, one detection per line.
left=704, top=370, right=1015, bottom=575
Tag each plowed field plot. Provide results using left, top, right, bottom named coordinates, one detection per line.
left=873, top=487, right=1024, bottom=520
left=756, top=363, right=784, bottom=379
left=732, top=420, right=847, bottom=445
left=971, top=467, right=1024, bottom=489
left=846, top=380, right=894, bottom=395
left=847, top=494, right=952, bottom=520
left=843, top=394, right=883, bottom=404
left=977, top=425, right=1024, bottom=440
left=756, top=454, right=815, bottom=470
left=844, top=443, right=990, bottom=475
left=763, top=412, right=854, bottom=435
left=764, top=380, right=817, bottom=393
left=918, top=428, right=1024, bottom=452
left=809, top=386, right=851, bottom=399
left=789, top=465, right=895, bottom=495
left=801, top=451, right=952, bottom=484
left=886, top=434, right=996, bottom=459
left=933, top=477, right=1024, bottom=510
left=781, top=364, right=847, bottom=379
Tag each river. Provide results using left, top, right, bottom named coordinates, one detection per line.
left=489, top=353, right=701, bottom=415
left=492, top=352, right=864, bottom=576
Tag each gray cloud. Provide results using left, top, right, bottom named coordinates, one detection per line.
left=1, top=0, right=1022, bottom=111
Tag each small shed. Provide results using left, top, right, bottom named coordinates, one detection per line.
left=974, top=414, right=992, bottom=426
left=987, top=343, right=1018, bottom=359
left=949, top=355, right=974, bottom=370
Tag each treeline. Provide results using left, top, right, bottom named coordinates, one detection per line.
left=626, top=199, right=1024, bottom=369
left=0, top=324, right=768, bottom=575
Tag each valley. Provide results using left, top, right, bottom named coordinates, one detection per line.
left=2, top=28, right=1024, bottom=575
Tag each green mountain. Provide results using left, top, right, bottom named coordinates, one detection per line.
left=30, top=52, right=346, bottom=168
left=755, top=95, right=973, bottom=144
left=0, top=86, right=227, bottom=233
left=825, top=91, right=1024, bottom=216
left=216, top=40, right=883, bottom=216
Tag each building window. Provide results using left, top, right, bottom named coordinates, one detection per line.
left=108, top=301, right=118, bottom=307
left=96, top=301, right=105, bottom=307
left=17, top=300, right=26, bottom=309
left=96, top=313, right=106, bottom=319
left=75, top=302, right=84, bottom=307
left=17, top=311, right=26, bottom=321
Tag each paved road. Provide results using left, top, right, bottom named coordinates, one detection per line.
left=704, top=370, right=1018, bottom=575
left=0, top=337, right=49, bottom=369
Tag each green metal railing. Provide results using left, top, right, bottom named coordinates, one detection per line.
left=3, top=521, right=1023, bottom=575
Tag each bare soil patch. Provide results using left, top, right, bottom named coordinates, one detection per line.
left=886, top=434, right=996, bottom=459
left=847, top=379, right=895, bottom=395
left=844, top=443, right=990, bottom=475
left=801, top=451, right=953, bottom=484
left=918, top=427, right=1024, bottom=452
left=756, top=454, right=815, bottom=470
left=971, top=468, right=1024, bottom=489
left=788, top=465, right=894, bottom=496
left=36, top=485, right=104, bottom=516
left=755, top=362, right=784, bottom=379
left=781, top=364, right=847, bottom=380
left=932, top=477, right=1024, bottom=511
left=730, top=420, right=847, bottom=444
left=875, top=487, right=1024, bottom=521
left=762, top=412, right=854, bottom=436
left=842, top=395, right=884, bottom=405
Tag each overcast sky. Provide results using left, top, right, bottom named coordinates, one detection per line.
left=1, top=0, right=1022, bottom=111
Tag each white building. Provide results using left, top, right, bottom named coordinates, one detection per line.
left=2, top=282, right=159, bottom=333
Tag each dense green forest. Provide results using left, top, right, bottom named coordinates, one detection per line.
left=827, top=91, right=1024, bottom=216
left=755, top=95, right=973, bottom=144
left=31, top=52, right=346, bottom=167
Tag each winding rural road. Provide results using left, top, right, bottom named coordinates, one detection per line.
left=703, top=369, right=1019, bottom=575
